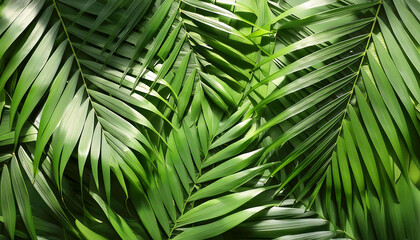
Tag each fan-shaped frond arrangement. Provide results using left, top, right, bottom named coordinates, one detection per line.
left=0, top=0, right=419, bottom=239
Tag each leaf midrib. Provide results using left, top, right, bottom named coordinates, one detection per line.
left=332, top=2, right=383, bottom=154
left=53, top=0, right=102, bottom=124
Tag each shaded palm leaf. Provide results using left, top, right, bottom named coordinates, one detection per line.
left=0, top=0, right=419, bottom=239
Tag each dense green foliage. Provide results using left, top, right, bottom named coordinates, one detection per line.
left=0, top=0, right=419, bottom=239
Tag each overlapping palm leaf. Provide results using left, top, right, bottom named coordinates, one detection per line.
left=253, top=0, right=420, bottom=239
left=0, top=0, right=419, bottom=239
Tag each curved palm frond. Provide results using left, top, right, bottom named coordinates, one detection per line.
left=0, top=0, right=419, bottom=239
left=253, top=0, right=420, bottom=239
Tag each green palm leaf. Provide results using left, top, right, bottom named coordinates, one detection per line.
left=0, top=0, right=419, bottom=239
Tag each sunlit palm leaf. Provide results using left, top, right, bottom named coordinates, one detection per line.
left=0, top=0, right=419, bottom=239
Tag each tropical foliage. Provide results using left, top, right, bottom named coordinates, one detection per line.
left=0, top=0, right=419, bottom=239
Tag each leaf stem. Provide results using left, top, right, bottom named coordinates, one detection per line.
left=52, top=0, right=105, bottom=129
left=52, top=0, right=88, bottom=95
left=333, top=1, right=382, bottom=148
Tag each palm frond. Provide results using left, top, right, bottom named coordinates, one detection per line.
left=0, top=0, right=419, bottom=239
left=255, top=0, right=420, bottom=239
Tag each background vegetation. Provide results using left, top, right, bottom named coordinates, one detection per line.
left=0, top=0, right=419, bottom=239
